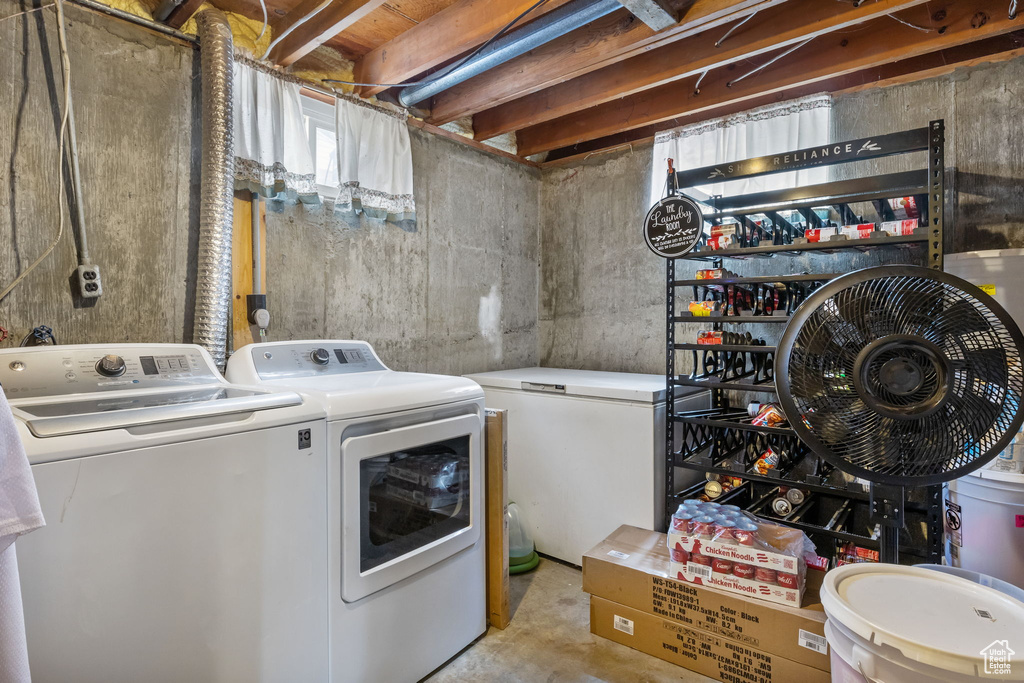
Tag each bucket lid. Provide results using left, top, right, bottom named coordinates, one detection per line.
left=821, top=564, right=1024, bottom=677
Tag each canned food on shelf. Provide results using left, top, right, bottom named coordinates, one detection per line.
left=772, top=496, right=794, bottom=517
left=804, top=227, right=837, bottom=243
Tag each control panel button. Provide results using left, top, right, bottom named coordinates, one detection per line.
left=96, top=354, right=127, bottom=377
left=310, top=348, right=331, bottom=365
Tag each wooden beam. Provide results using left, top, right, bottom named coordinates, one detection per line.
left=426, top=0, right=785, bottom=125
left=268, top=0, right=389, bottom=67
left=231, top=191, right=266, bottom=350
left=352, top=0, right=577, bottom=97
left=164, top=0, right=204, bottom=29
left=516, top=0, right=1024, bottom=157
left=473, top=0, right=931, bottom=141
left=619, top=0, right=678, bottom=31
left=541, top=34, right=1024, bottom=166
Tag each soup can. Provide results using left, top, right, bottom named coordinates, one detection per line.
left=712, top=558, right=734, bottom=575
left=777, top=572, right=799, bottom=589
left=692, top=515, right=716, bottom=540
left=755, top=567, right=778, bottom=585
left=690, top=551, right=712, bottom=567
left=733, top=563, right=756, bottom=579
left=733, top=521, right=759, bottom=546
left=671, top=509, right=696, bottom=534
left=713, top=518, right=737, bottom=544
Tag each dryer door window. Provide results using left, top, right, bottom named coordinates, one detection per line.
left=341, top=413, right=482, bottom=602
left=361, top=436, right=470, bottom=572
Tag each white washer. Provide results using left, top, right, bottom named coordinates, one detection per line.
left=0, top=344, right=329, bottom=683
left=227, top=340, right=486, bottom=683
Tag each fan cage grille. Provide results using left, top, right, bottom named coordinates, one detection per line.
left=787, top=275, right=1024, bottom=482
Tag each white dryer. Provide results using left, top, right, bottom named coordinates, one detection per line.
left=0, top=344, right=329, bottom=683
left=227, top=341, right=486, bottom=683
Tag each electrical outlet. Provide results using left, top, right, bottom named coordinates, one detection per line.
left=76, top=264, right=103, bottom=298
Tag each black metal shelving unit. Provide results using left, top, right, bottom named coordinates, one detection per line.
left=664, top=120, right=946, bottom=566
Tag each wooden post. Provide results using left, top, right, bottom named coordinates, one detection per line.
left=231, top=191, right=266, bottom=351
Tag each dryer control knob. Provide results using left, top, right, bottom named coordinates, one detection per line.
left=310, top=348, right=331, bottom=365
left=96, top=354, right=126, bottom=377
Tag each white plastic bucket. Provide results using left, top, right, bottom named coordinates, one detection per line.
left=821, top=564, right=1024, bottom=682
left=945, top=470, right=1024, bottom=587
left=916, top=565, right=1024, bottom=605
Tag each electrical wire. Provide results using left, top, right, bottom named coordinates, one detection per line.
left=322, top=0, right=550, bottom=90
left=0, top=0, right=71, bottom=304
left=715, top=11, right=756, bottom=48
left=261, top=0, right=331, bottom=59
left=0, top=2, right=55, bottom=21
left=727, top=36, right=814, bottom=88
left=887, top=13, right=933, bottom=32
left=256, top=0, right=267, bottom=43
left=693, top=70, right=708, bottom=95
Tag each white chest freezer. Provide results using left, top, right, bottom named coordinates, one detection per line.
left=464, top=367, right=708, bottom=565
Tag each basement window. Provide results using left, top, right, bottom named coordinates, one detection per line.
left=301, top=94, right=339, bottom=199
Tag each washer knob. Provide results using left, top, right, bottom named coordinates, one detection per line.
left=96, top=354, right=126, bottom=377
left=310, top=348, right=331, bottom=365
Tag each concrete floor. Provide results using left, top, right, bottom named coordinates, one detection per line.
left=426, top=558, right=713, bottom=683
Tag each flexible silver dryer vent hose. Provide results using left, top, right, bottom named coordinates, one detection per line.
left=193, top=9, right=235, bottom=369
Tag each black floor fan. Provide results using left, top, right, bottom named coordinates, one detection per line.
left=775, top=266, right=1024, bottom=563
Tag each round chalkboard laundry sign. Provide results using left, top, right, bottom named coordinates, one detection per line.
left=643, top=195, right=704, bottom=258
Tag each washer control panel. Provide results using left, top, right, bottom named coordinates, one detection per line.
left=251, top=342, right=386, bottom=380
left=0, top=345, right=220, bottom=399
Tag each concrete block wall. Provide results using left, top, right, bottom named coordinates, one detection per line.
left=263, top=129, right=540, bottom=374
left=539, top=55, right=1024, bottom=375
left=0, top=0, right=540, bottom=375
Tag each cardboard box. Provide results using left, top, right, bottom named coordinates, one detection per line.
left=583, top=525, right=830, bottom=671
left=668, top=561, right=802, bottom=608
left=485, top=409, right=510, bottom=629
left=591, top=596, right=831, bottom=683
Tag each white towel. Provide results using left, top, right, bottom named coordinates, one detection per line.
left=0, top=387, right=44, bottom=683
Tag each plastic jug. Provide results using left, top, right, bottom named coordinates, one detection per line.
left=507, top=502, right=538, bottom=573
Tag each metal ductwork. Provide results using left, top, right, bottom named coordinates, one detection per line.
left=193, top=9, right=235, bottom=369
left=397, top=0, right=621, bottom=108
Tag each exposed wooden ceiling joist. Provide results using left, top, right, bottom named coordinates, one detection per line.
left=425, top=0, right=786, bottom=125
left=543, top=32, right=1024, bottom=165
left=351, top=0, right=577, bottom=97
left=618, top=0, right=679, bottom=30
left=267, top=0, right=389, bottom=66
left=516, top=0, right=1024, bottom=157
left=472, top=0, right=932, bottom=141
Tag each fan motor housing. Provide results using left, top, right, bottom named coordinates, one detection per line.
left=852, top=335, right=952, bottom=420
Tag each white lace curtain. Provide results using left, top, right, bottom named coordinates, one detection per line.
left=334, top=96, right=416, bottom=223
left=233, top=59, right=319, bottom=204
left=649, top=94, right=833, bottom=206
